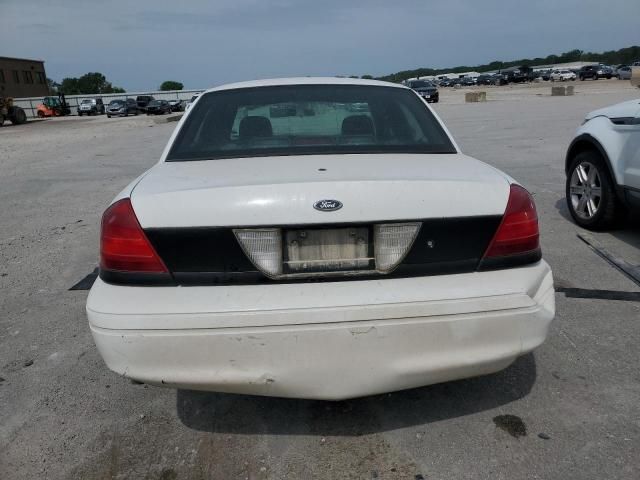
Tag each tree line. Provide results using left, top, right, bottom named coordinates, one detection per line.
left=373, top=45, right=640, bottom=83
left=49, top=72, right=126, bottom=95
left=49, top=74, right=184, bottom=95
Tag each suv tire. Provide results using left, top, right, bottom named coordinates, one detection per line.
left=566, top=151, right=624, bottom=230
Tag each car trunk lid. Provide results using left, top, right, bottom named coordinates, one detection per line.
left=131, top=153, right=510, bottom=228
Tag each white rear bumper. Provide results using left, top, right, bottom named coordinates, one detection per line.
left=87, top=262, right=554, bottom=400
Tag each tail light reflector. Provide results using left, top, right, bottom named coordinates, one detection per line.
left=374, top=223, right=421, bottom=272
left=483, top=184, right=539, bottom=258
left=234, top=229, right=282, bottom=277
left=100, top=198, right=168, bottom=273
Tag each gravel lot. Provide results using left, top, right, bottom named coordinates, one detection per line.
left=1, top=80, right=639, bottom=479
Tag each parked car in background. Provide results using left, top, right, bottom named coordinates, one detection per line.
left=500, top=66, right=533, bottom=83
left=538, top=69, right=552, bottom=81
left=597, top=65, right=614, bottom=79
left=461, top=77, right=475, bottom=86
left=406, top=79, right=439, bottom=103
left=550, top=70, right=576, bottom=82
left=136, top=95, right=155, bottom=112
left=168, top=99, right=185, bottom=112
left=106, top=99, right=139, bottom=117
left=616, top=66, right=632, bottom=80
left=87, top=77, right=554, bottom=400
left=565, top=98, right=640, bottom=229
left=492, top=73, right=508, bottom=85
left=78, top=98, right=105, bottom=116
left=145, top=99, right=172, bottom=115
left=476, top=74, right=494, bottom=85
left=438, top=78, right=454, bottom=87
left=578, top=65, right=599, bottom=80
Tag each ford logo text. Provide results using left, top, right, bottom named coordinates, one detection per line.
left=313, top=199, right=343, bottom=212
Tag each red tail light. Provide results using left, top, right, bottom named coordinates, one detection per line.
left=483, top=184, right=539, bottom=258
left=100, top=198, right=168, bottom=273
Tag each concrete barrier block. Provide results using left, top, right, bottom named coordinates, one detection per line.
left=465, top=91, right=487, bottom=103
left=566, top=86, right=574, bottom=96
left=551, top=86, right=566, bottom=96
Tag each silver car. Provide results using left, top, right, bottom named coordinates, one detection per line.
left=78, top=98, right=105, bottom=116
left=616, top=66, right=632, bottom=80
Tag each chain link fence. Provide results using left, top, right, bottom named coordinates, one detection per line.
left=12, top=89, right=204, bottom=118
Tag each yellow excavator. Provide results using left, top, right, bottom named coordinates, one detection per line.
left=0, top=96, right=27, bottom=126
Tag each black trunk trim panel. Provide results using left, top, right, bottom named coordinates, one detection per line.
left=99, top=215, right=540, bottom=286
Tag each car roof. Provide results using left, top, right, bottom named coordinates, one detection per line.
left=202, top=77, right=407, bottom=94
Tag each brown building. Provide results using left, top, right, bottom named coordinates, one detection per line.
left=0, top=56, right=49, bottom=98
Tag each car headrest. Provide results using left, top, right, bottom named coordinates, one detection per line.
left=342, top=115, right=374, bottom=136
left=239, top=116, right=273, bottom=140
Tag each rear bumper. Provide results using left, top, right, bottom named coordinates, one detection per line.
left=87, top=261, right=554, bottom=400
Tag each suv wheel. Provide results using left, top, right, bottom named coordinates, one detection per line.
left=566, top=151, right=624, bottom=230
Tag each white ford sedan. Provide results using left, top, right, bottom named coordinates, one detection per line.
left=87, top=78, right=554, bottom=400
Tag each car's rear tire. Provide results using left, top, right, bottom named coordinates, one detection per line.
left=566, top=151, right=624, bottom=230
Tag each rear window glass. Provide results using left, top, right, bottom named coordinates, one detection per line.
left=166, top=84, right=455, bottom=161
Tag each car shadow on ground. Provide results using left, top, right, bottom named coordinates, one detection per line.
left=554, top=197, right=573, bottom=222
left=176, top=353, right=536, bottom=436
left=610, top=212, right=640, bottom=251
left=555, top=197, right=640, bottom=252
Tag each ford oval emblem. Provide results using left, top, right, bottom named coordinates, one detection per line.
left=313, top=199, right=343, bottom=212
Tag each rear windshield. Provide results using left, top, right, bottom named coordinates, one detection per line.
left=166, top=85, right=455, bottom=161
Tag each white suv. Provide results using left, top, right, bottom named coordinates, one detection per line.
left=565, top=98, right=640, bottom=229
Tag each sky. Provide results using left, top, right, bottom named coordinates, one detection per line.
left=1, top=0, right=639, bottom=92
